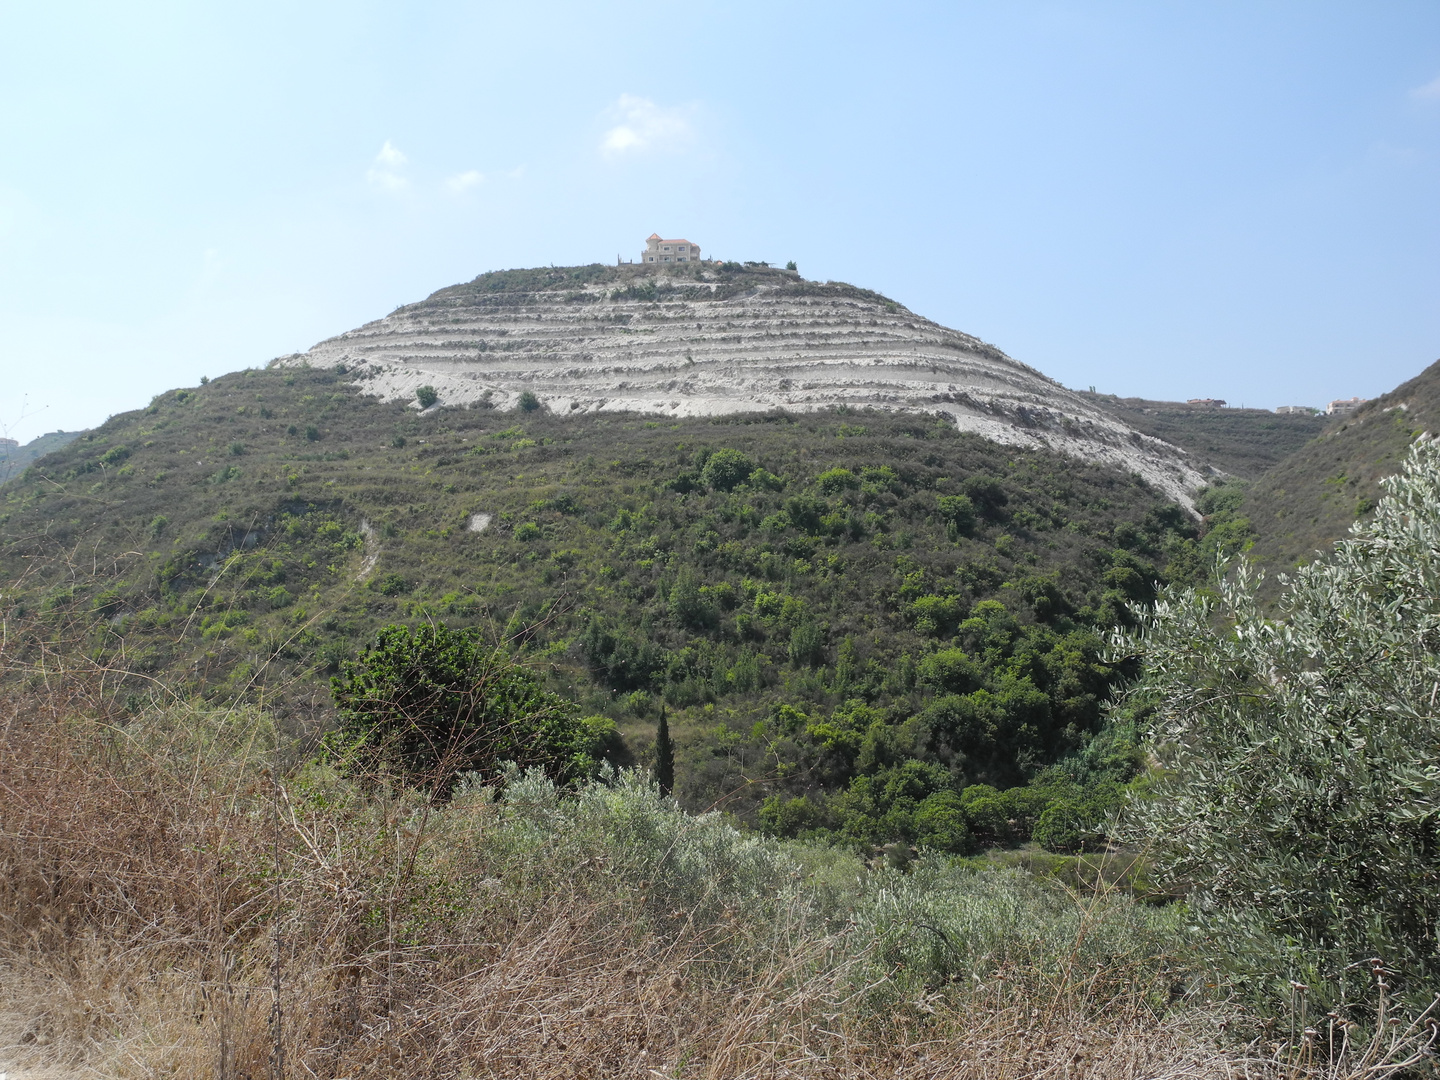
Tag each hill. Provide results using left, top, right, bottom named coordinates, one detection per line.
left=282, top=262, right=1206, bottom=505
left=1079, top=393, right=1328, bottom=480
left=0, top=429, right=83, bottom=483
left=0, top=356, right=1219, bottom=849
left=1242, top=358, right=1440, bottom=571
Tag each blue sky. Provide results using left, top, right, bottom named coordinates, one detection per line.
left=1, top=2, right=1437, bottom=442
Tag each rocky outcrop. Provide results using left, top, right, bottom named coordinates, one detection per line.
left=278, top=263, right=1209, bottom=507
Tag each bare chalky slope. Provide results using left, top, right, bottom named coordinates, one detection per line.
left=280, top=263, right=1209, bottom=505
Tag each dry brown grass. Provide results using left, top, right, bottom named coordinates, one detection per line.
left=0, top=668, right=1432, bottom=1079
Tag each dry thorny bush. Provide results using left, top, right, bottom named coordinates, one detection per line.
left=0, top=658, right=1435, bottom=1078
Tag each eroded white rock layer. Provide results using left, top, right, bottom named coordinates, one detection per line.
left=279, top=266, right=1207, bottom=507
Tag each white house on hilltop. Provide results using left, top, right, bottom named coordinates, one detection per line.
left=641, top=234, right=701, bottom=264
left=1327, top=397, right=1367, bottom=415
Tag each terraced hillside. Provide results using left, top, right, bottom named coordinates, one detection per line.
left=281, top=263, right=1208, bottom=506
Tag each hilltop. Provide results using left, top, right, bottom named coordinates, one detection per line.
left=280, top=262, right=1208, bottom=505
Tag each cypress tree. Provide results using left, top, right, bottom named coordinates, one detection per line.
left=654, top=705, right=675, bottom=797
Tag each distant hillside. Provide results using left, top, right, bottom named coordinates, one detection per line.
left=1079, top=393, right=1328, bottom=480
left=0, top=429, right=83, bottom=483
left=1243, top=359, right=1440, bottom=572
left=0, top=364, right=1211, bottom=846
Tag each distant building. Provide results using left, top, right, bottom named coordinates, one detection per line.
left=641, top=234, right=701, bottom=264
left=1275, top=405, right=1317, bottom=415
left=1327, top=397, right=1367, bottom=416
left=1186, top=398, right=1227, bottom=407
left=0, top=438, right=16, bottom=449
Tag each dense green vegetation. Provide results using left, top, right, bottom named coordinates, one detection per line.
left=0, top=364, right=1246, bottom=852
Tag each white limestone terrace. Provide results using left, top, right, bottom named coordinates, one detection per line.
left=276, top=263, right=1210, bottom=508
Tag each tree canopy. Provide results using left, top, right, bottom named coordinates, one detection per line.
left=1120, top=438, right=1440, bottom=1015
left=331, top=623, right=610, bottom=791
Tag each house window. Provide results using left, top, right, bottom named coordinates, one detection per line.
left=662, top=256, right=670, bottom=261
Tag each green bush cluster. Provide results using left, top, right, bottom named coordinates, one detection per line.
left=331, top=622, right=613, bottom=791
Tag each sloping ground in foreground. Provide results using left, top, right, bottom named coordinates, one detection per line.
left=3, top=689, right=1420, bottom=1080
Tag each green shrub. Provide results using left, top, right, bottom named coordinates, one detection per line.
left=667, top=570, right=716, bottom=630
left=788, top=621, right=826, bottom=667
left=816, top=467, right=858, bottom=493
left=331, top=623, right=601, bottom=791
left=914, top=791, right=975, bottom=853
left=516, top=390, right=541, bottom=413
left=701, top=448, right=756, bottom=492
left=1032, top=801, right=1087, bottom=854
left=937, top=494, right=976, bottom=536
left=416, top=385, right=439, bottom=408
left=959, top=785, right=1014, bottom=846
left=961, top=477, right=1007, bottom=517
left=374, top=573, right=409, bottom=596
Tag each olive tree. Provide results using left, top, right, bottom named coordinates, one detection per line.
left=1118, top=439, right=1440, bottom=1014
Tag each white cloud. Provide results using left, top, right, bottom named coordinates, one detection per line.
left=445, top=170, right=485, bottom=193
left=367, top=140, right=410, bottom=191
left=376, top=140, right=407, bottom=167
left=1411, top=74, right=1440, bottom=101
left=600, top=94, right=695, bottom=156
